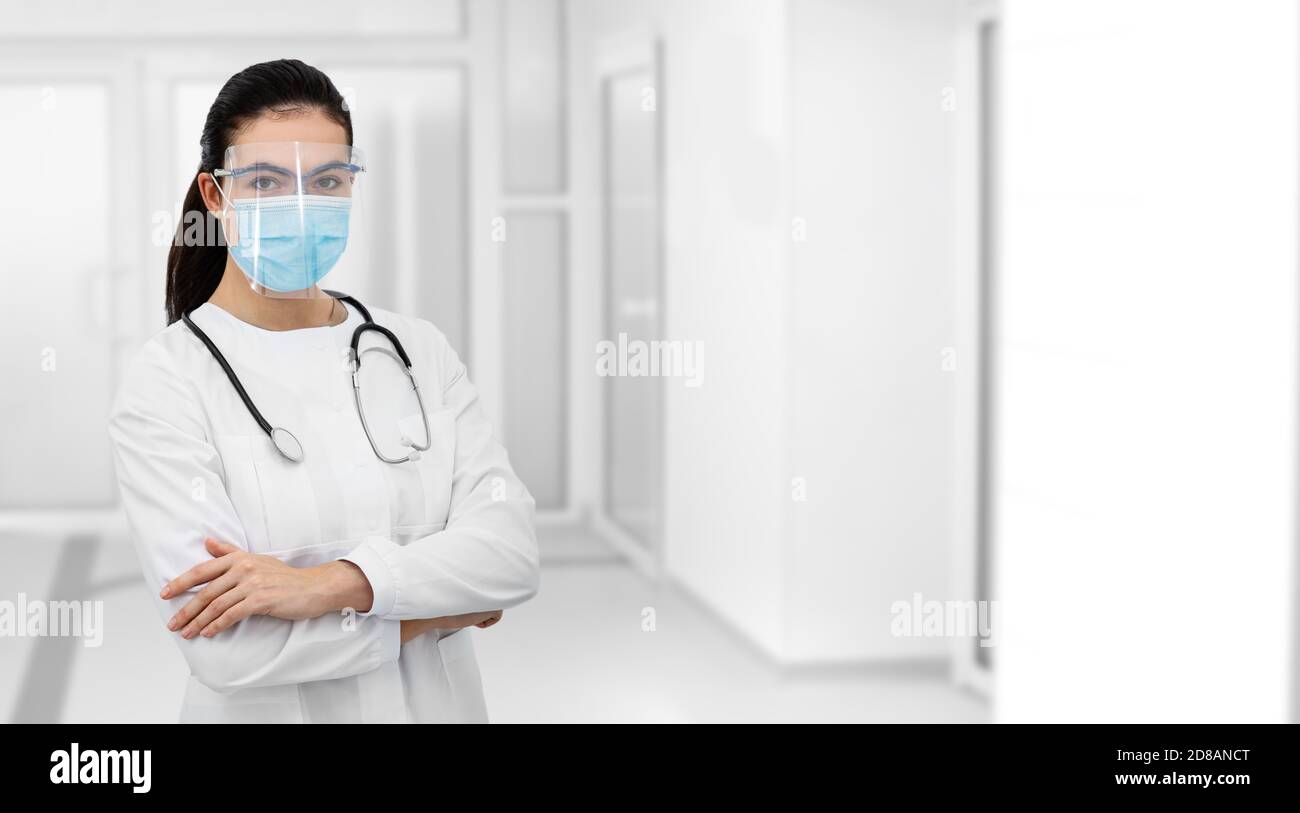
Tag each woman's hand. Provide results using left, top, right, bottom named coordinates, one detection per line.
left=400, top=611, right=504, bottom=645
left=161, top=538, right=375, bottom=639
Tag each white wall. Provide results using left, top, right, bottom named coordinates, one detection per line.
left=570, top=0, right=962, bottom=662
left=996, top=0, right=1298, bottom=721
left=786, top=0, right=960, bottom=660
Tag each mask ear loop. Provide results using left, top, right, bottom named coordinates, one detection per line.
left=208, top=169, right=240, bottom=251
left=210, top=168, right=270, bottom=290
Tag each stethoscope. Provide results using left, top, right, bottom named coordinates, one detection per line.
left=181, top=290, right=432, bottom=464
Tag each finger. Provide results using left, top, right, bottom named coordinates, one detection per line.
left=170, top=570, right=239, bottom=633
left=161, top=553, right=236, bottom=600
left=200, top=598, right=260, bottom=638
left=183, top=582, right=250, bottom=639
left=204, top=537, right=241, bottom=558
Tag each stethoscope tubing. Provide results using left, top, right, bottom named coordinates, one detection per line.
left=181, top=309, right=274, bottom=438
left=182, top=290, right=431, bottom=464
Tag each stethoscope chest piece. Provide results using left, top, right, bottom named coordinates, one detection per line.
left=351, top=343, right=433, bottom=464
left=270, top=426, right=304, bottom=462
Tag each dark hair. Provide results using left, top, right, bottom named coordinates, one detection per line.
left=165, top=59, right=353, bottom=324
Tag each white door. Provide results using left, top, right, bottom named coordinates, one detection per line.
left=0, top=64, right=128, bottom=508
left=602, top=62, right=663, bottom=553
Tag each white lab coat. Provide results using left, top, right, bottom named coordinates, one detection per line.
left=108, top=301, right=539, bottom=723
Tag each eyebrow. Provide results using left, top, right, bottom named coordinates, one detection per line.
left=226, top=162, right=296, bottom=178
left=303, top=161, right=361, bottom=178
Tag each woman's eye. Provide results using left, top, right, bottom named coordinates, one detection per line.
left=253, top=176, right=278, bottom=191
left=315, top=176, right=341, bottom=192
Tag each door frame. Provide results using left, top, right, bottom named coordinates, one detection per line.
left=952, top=0, right=1000, bottom=699
left=588, top=30, right=665, bottom=579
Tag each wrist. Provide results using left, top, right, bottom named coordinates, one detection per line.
left=319, top=560, right=375, bottom=614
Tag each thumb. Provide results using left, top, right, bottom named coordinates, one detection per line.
left=204, top=537, right=240, bottom=558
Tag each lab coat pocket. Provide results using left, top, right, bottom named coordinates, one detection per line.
left=211, top=434, right=271, bottom=553
left=436, top=627, right=475, bottom=664
left=435, top=628, right=488, bottom=722
left=412, top=406, right=458, bottom=528
left=250, top=436, right=324, bottom=553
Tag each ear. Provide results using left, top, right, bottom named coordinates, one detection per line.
left=196, top=171, right=226, bottom=215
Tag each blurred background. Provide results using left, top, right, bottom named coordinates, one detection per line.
left=0, top=0, right=1297, bottom=723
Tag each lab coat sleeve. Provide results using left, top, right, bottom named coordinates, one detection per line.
left=108, top=339, right=401, bottom=694
left=340, top=328, right=540, bottom=619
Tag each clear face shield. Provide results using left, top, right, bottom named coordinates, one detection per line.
left=212, top=141, right=366, bottom=299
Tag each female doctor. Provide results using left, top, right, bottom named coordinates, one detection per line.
left=108, top=59, right=539, bottom=723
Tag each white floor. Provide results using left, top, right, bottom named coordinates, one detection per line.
left=0, top=528, right=989, bottom=723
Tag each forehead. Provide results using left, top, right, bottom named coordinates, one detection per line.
left=225, top=140, right=354, bottom=169
left=230, top=107, right=348, bottom=147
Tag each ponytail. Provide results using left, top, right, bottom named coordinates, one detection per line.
left=165, top=174, right=227, bottom=324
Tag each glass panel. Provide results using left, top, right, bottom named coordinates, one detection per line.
left=0, top=82, right=115, bottom=507
left=502, top=212, right=567, bottom=510
left=603, top=69, right=661, bottom=550
left=503, top=0, right=565, bottom=193
left=413, top=69, right=469, bottom=358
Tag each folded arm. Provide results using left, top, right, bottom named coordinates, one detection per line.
left=161, top=538, right=503, bottom=643
left=109, top=343, right=401, bottom=694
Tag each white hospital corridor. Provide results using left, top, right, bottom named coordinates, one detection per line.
left=2, top=0, right=1299, bottom=729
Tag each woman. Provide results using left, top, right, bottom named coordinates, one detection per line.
left=108, top=59, right=539, bottom=723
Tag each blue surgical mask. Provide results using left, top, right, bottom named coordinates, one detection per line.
left=228, top=195, right=352, bottom=293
